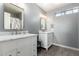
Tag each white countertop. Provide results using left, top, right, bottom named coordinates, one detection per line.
left=0, top=33, right=37, bottom=42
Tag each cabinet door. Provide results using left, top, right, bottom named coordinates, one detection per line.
left=39, top=33, right=47, bottom=48
left=16, top=37, right=33, bottom=56
left=0, top=40, right=16, bottom=56
left=16, top=36, right=37, bottom=56
left=47, top=33, right=53, bottom=48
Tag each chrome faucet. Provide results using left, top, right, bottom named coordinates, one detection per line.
left=11, top=30, right=18, bottom=35
left=15, top=30, right=18, bottom=34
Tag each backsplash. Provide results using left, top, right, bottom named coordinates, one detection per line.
left=0, top=31, right=29, bottom=35
left=0, top=31, right=11, bottom=35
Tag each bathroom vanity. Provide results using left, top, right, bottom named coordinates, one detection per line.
left=39, top=30, right=54, bottom=50
left=0, top=34, right=37, bottom=56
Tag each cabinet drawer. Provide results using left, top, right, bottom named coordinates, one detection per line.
left=32, top=36, right=37, bottom=44
left=32, top=46, right=37, bottom=52
left=32, top=43, right=37, bottom=56
left=32, top=43, right=37, bottom=48
left=32, top=49, right=37, bottom=56
left=0, top=40, right=16, bottom=56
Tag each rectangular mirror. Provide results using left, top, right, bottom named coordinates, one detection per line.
left=4, top=3, right=24, bottom=30
left=40, top=17, right=47, bottom=31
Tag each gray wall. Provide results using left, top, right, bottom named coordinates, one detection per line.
left=48, top=3, right=79, bottom=48
left=0, top=4, right=4, bottom=31
left=24, top=3, right=46, bottom=34
left=77, top=13, right=79, bottom=48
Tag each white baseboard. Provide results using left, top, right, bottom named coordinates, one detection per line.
left=52, top=43, right=79, bottom=51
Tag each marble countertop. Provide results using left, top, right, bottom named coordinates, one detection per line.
left=0, top=33, right=37, bottom=42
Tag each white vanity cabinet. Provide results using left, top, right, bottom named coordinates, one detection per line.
left=39, top=31, right=54, bottom=50
left=16, top=36, right=37, bottom=56
left=0, top=34, right=37, bottom=56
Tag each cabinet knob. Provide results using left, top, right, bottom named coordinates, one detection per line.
left=17, top=51, right=20, bottom=54
left=33, top=55, right=36, bottom=56
left=33, top=44, right=35, bottom=46
left=33, top=49, right=35, bottom=52
left=9, top=54, right=12, bottom=56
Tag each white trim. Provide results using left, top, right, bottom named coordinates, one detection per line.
left=53, top=43, right=79, bottom=51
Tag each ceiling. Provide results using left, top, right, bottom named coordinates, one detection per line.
left=36, top=3, right=67, bottom=12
